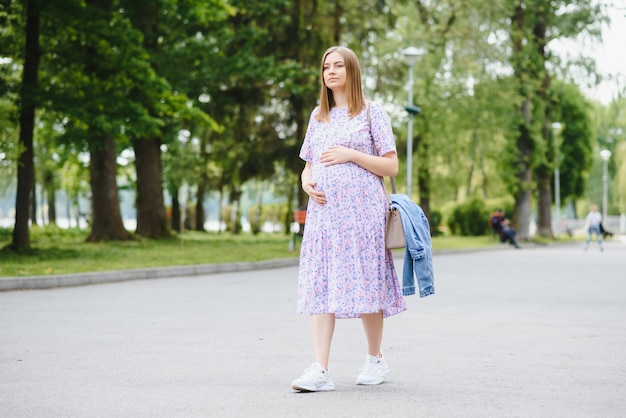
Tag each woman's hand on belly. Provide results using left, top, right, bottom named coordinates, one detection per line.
left=302, top=180, right=327, bottom=205
left=320, top=145, right=356, bottom=166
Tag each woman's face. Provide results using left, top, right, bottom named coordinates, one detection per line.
left=323, top=51, right=347, bottom=92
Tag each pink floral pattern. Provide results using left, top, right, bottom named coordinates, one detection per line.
left=297, top=102, right=406, bottom=319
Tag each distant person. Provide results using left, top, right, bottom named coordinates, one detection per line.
left=291, top=46, right=408, bottom=392
left=489, top=209, right=505, bottom=238
left=490, top=209, right=520, bottom=248
left=584, top=204, right=603, bottom=251
left=500, top=218, right=521, bottom=249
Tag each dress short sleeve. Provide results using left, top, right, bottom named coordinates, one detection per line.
left=299, top=108, right=319, bottom=162
left=368, top=101, right=396, bottom=156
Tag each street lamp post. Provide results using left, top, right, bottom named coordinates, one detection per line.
left=600, top=149, right=612, bottom=223
left=551, top=122, right=562, bottom=237
left=402, top=46, right=424, bottom=197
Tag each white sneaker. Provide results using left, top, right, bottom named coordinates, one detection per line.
left=356, top=354, right=389, bottom=385
left=291, top=363, right=335, bottom=392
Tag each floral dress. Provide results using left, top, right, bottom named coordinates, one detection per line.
left=297, top=102, right=406, bottom=319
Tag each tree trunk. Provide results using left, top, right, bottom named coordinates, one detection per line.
left=11, top=0, right=40, bottom=250
left=513, top=171, right=533, bottom=241
left=42, top=168, right=56, bottom=225
left=195, top=180, right=206, bottom=231
left=513, top=99, right=533, bottom=241
left=466, top=130, right=477, bottom=198
left=533, top=5, right=552, bottom=238
left=86, top=134, right=131, bottom=242
left=510, top=4, right=533, bottom=241
left=82, top=0, right=127, bottom=242
left=170, top=186, right=181, bottom=232
left=133, top=137, right=169, bottom=238
left=39, top=186, right=45, bottom=224
left=332, top=0, right=343, bottom=44
left=480, top=134, right=488, bottom=199
left=418, top=174, right=431, bottom=229
left=230, top=188, right=242, bottom=234
left=196, top=128, right=209, bottom=233
left=31, top=181, right=38, bottom=226
left=47, top=181, right=56, bottom=225
left=536, top=167, right=553, bottom=237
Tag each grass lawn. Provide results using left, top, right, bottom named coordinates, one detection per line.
left=0, top=227, right=298, bottom=278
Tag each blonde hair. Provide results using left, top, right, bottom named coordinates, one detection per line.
left=315, top=46, right=366, bottom=122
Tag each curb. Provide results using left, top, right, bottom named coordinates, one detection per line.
left=0, top=257, right=300, bottom=292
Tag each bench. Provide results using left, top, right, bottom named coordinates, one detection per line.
left=289, top=210, right=307, bottom=252
left=293, top=210, right=306, bottom=237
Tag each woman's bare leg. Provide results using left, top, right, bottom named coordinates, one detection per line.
left=361, top=311, right=384, bottom=357
left=311, top=313, right=335, bottom=369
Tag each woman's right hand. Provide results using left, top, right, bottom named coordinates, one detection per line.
left=303, top=181, right=327, bottom=205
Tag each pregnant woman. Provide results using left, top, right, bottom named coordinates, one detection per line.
left=291, top=46, right=406, bottom=392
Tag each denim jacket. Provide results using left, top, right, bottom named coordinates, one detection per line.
left=390, top=194, right=435, bottom=297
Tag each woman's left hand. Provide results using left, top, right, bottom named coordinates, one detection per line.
left=320, top=146, right=355, bottom=166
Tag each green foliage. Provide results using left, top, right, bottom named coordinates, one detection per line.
left=247, top=204, right=263, bottom=235
left=430, top=209, right=443, bottom=236
left=551, top=81, right=595, bottom=201
left=220, top=204, right=241, bottom=233
left=0, top=0, right=621, bottom=246
left=244, top=202, right=291, bottom=235
left=447, top=198, right=490, bottom=236
left=0, top=32, right=21, bottom=191
left=615, top=141, right=626, bottom=213
left=0, top=94, right=18, bottom=191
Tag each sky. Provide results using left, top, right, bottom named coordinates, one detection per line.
left=577, top=3, right=626, bottom=104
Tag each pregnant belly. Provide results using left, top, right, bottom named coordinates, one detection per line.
left=312, top=163, right=379, bottom=203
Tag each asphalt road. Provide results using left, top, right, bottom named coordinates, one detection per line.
left=1, top=241, right=625, bottom=417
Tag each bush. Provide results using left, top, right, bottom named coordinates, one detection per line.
left=220, top=204, right=241, bottom=233
left=447, top=198, right=490, bottom=236
left=247, top=205, right=264, bottom=235
left=430, top=209, right=443, bottom=236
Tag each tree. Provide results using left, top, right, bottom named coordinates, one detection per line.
left=0, top=64, right=19, bottom=197
left=80, top=0, right=131, bottom=241
left=507, top=0, right=543, bottom=240
left=551, top=81, right=594, bottom=213
left=377, top=0, right=498, bottom=224
left=507, top=0, right=604, bottom=240
left=11, top=0, right=41, bottom=250
left=2, top=0, right=616, bottom=245
left=534, top=1, right=604, bottom=237
left=265, top=0, right=340, bottom=224
left=123, top=0, right=227, bottom=238
left=531, top=1, right=554, bottom=238
left=590, top=96, right=626, bottom=217
left=40, top=0, right=186, bottom=241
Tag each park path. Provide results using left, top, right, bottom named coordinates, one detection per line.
left=1, top=241, right=625, bottom=417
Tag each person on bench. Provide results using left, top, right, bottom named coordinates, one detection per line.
left=490, top=209, right=520, bottom=249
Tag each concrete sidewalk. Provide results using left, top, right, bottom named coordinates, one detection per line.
left=1, top=241, right=625, bottom=417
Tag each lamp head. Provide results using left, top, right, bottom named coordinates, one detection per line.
left=405, top=105, right=421, bottom=115
left=402, top=47, right=424, bottom=67
left=600, top=149, right=612, bottom=161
